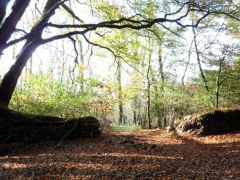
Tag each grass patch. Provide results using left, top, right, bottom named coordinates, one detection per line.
left=111, top=125, right=139, bottom=131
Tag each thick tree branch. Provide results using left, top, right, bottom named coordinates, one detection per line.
left=0, top=0, right=30, bottom=55
left=2, top=2, right=212, bottom=51
left=0, top=0, right=10, bottom=23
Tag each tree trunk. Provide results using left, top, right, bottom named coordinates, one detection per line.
left=0, top=0, right=61, bottom=107
left=158, top=48, right=167, bottom=127
left=146, top=55, right=152, bottom=129
left=0, top=41, right=40, bottom=106
left=117, top=61, right=123, bottom=124
left=76, top=35, right=85, bottom=92
left=215, top=57, right=224, bottom=108
left=192, top=26, right=209, bottom=91
left=147, top=82, right=151, bottom=129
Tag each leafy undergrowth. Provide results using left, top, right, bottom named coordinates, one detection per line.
left=1, top=129, right=240, bottom=180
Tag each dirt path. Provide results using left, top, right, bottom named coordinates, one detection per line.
left=1, top=129, right=240, bottom=179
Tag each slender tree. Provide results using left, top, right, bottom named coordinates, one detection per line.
left=0, top=0, right=238, bottom=108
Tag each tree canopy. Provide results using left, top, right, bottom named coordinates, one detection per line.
left=0, top=0, right=240, bottom=127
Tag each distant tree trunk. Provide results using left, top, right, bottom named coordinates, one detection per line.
left=215, top=80, right=220, bottom=108
left=192, top=25, right=209, bottom=91
left=146, top=55, right=152, bottom=129
left=158, top=48, right=167, bottom=127
left=154, top=44, right=163, bottom=127
left=60, top=40, right=67, bottom=83
left=29, top=55, right=33, bottom=75
left=182, top=39, right=193, bottom=86
left=117, top=61, right=123, bottom=124
left=132, top=97, right=137, bottom=124
left=133, top=110, right=137, bottom=124
left=215, top=56, right=225, bottom=108
left=76, top=36, right=85, bottom=93
left=162, top=108, right=167, bottom=127
left=147, top=81, right=151, bottom=129
left=131, top=49, right=139, bottom=125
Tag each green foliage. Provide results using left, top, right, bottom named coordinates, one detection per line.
left=9, top=73, right=114, bottom=118
left=1, top=0, right=239, bottom=129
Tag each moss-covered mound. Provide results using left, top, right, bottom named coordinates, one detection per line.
left=0, top=105, right=101, bottom=144
left=175, top=108, right=240, bottom=136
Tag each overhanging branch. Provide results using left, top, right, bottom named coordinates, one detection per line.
left=2, top=1, right=226, bottom=51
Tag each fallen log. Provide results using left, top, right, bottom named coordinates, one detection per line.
left=0, top=105, right=101, bottom=144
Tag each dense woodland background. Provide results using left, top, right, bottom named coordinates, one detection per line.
left=0, top=0, right=240, bottom=128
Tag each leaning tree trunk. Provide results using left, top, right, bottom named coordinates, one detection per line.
left=0, top=0, right=31, bottom=106
left=0, top=41, right=40, bottom=106
left=0, top=0, right=62, bottom=107
left=0, top=1, right=101, bottom=155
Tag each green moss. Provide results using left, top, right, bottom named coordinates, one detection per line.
left=174, top=116, right=185, bottom=126
left=0, top=107, right=101, bottom=143
left=176, top=108, right=240, bottom=136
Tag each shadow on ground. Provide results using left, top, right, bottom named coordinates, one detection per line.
left=1, top=129, right=240, bottom=179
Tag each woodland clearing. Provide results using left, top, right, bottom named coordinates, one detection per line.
left=0, top=129, right=240, bottom=180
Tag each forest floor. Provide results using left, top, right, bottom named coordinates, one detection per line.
left=0, top=129, right=240, bottom=180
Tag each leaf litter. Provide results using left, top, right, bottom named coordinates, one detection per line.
left=0, top=129, right=240, bottom=179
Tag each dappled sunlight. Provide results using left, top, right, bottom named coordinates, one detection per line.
left=1, top=129, right=240, bottom=179
left=1, top=0, right=240, bottom=179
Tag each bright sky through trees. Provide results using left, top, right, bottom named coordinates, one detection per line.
left=0, top=0, right=240, bottom=126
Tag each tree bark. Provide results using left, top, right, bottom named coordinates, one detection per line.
left=0, top=105, right=100, bottom=143
left=158, top=49, right=167, bottom=127
left=0, top=41, right=40, bottom=106
left=117, top=61, right=123, bottom=124
left=0, top=0, right=62, bottom=107
left=146, top=55, right=152, bottom=129
left=0, top=0, right=30, bottom=55
left=215, top=57, right=225, bottom=108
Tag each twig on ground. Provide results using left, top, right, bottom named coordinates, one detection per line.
left=52, top=113, right=82, bottom=151
left=29, top=169, right=34, bottom=180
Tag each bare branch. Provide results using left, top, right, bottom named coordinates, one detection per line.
left=165, top=1, right=192, bottom=17
left=61, top=3, right=84, bottom=23
left=159, top=24, right=185, bottom=40
left=52, top=113, right=82, bottom=151
left=68, top=36, right=78, bottom=84
left=2, top=1, right=217, bottom=56
left=82, top=34, right=118, bottom=60
left=35, top=0, right=41, bottom=15
left=15, top=28, right=28, bottom=34
left=192, top=24, right=209, bottom=91
left=83, top=33, right=146, bottom=79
